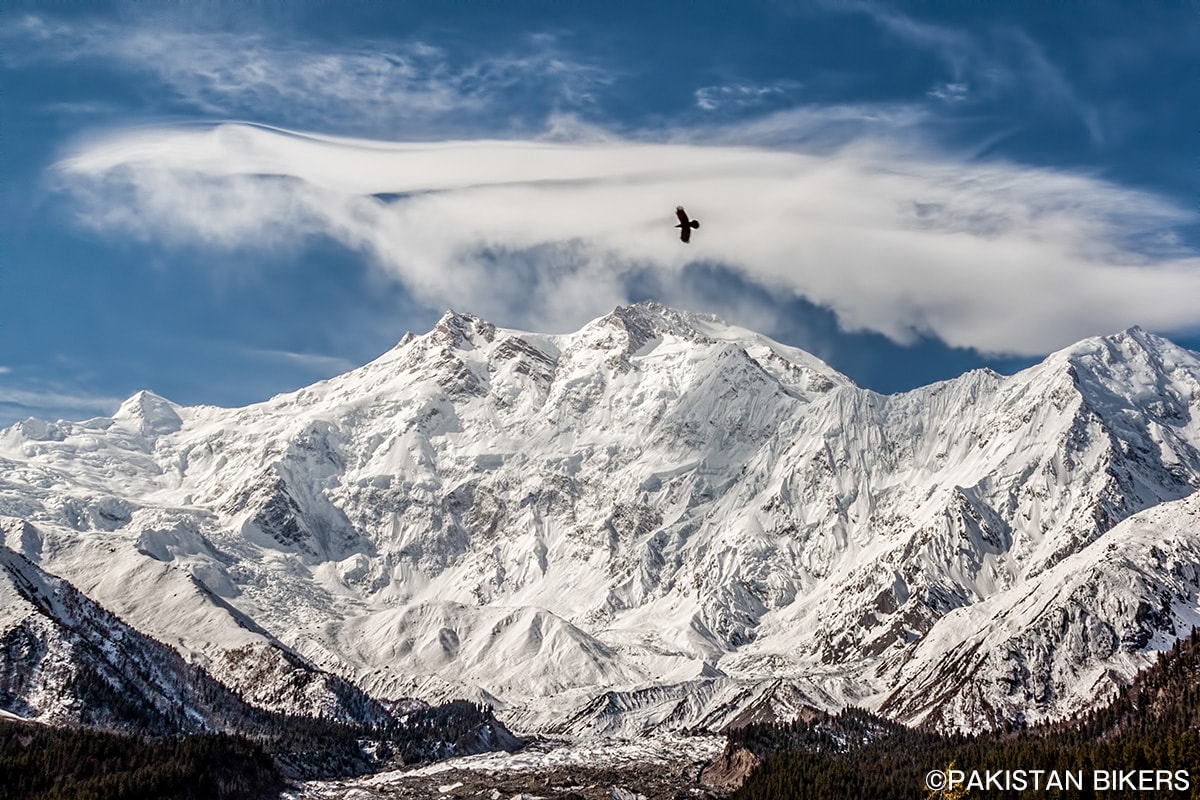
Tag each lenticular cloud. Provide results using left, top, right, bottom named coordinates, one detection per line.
left=56, top=122, right=1200, bottom=355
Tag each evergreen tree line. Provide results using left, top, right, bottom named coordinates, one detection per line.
left=251, top=699, right=500, bottom=779
left=0, top=723, right=279, bottom=800
left=731, top=629, right=1200, bottom=799
left=0, top=700, right=498, bottom=799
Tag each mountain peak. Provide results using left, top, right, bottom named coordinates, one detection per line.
left=1107, top=324, right=1155, bottom=349
left=606, top=301, right=724, bottom=340
left=562, top=301, right=854, bottom=395
left=1112, top=325, right=1174, bottom=357
left=113, top=390, right=182, bottom=435
left=434, top=309, right=496, bottom=349
left=1057, top=324, right=1195, bottom=376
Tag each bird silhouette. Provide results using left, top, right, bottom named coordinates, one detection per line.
left=675, top=206, right=700, bottom=243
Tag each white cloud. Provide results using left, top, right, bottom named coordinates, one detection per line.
left=855, top=6, right=976, bottom=83
left=238, top=347, right=357, bottom=374
left=695, top=82, right=800, bottom=112
left=696, top=103, right=934, bottom=152
left=927, top=82, right=968, bottom=103
left=854, top=5, right=1110, bottom=144
left=1000, top=28, right=1107, bottom=145
left=3, top=15, right=611, bottom=135
left=53, top=122, right=1200, bottom=355
left=0, top=384, right=122, bottom=424
left=35, top=100, right=123, bottom=117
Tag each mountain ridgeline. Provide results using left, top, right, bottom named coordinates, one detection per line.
left=3, top=302, right=1200, bottom=752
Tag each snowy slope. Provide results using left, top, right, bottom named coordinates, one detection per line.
left=0, top=544, right=259, bottom=732
left=874, top=490, right=1200, bottom=730
left=3, top=303, right=1200, bottom=734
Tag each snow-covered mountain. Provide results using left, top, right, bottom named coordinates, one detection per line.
left=3, top=301, right=1200, bottom=734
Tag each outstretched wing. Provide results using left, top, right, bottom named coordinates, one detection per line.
left=679, top=223, right=692, bottom=243
left=676, top=206, right=690, bottom=226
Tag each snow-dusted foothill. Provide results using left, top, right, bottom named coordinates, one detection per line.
left=0, top=544, right=259, bottom=732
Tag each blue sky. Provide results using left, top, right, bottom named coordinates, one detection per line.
left=3, top=1, right=1200, bottom=423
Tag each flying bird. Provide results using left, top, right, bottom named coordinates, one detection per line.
left=675, top=206, right=700, bottom=243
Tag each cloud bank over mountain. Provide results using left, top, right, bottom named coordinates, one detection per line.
left=58, top=121, right=1200, bottom=355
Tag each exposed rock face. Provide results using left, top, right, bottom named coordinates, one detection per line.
left=699, top=742, right=761, bottom=791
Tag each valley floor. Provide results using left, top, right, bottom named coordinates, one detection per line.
left=286, top=734, right=728, bottom=800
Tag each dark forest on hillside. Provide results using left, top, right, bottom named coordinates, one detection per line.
left=732, top=629, right=1200, bottom=799
left=0, top=700, right=498, bottom=800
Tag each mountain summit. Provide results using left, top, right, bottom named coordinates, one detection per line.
left=3, top=304, right=1200, bottom=735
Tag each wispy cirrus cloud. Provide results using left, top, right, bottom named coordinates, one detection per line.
left=2, top=15, right=613, bottom=136
left=927, top=82, right=968, bottom=103
left=694, top=102, right=933, bottom=152
left=53, top=121, right=1200, bottom=355
left=851, top=4, right=1110, bottom=144
left=0, top=383, right=123, bottom=426
left=695, top=81, right=801, bottom=112
left=238, top=346, right=357, bottom=375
